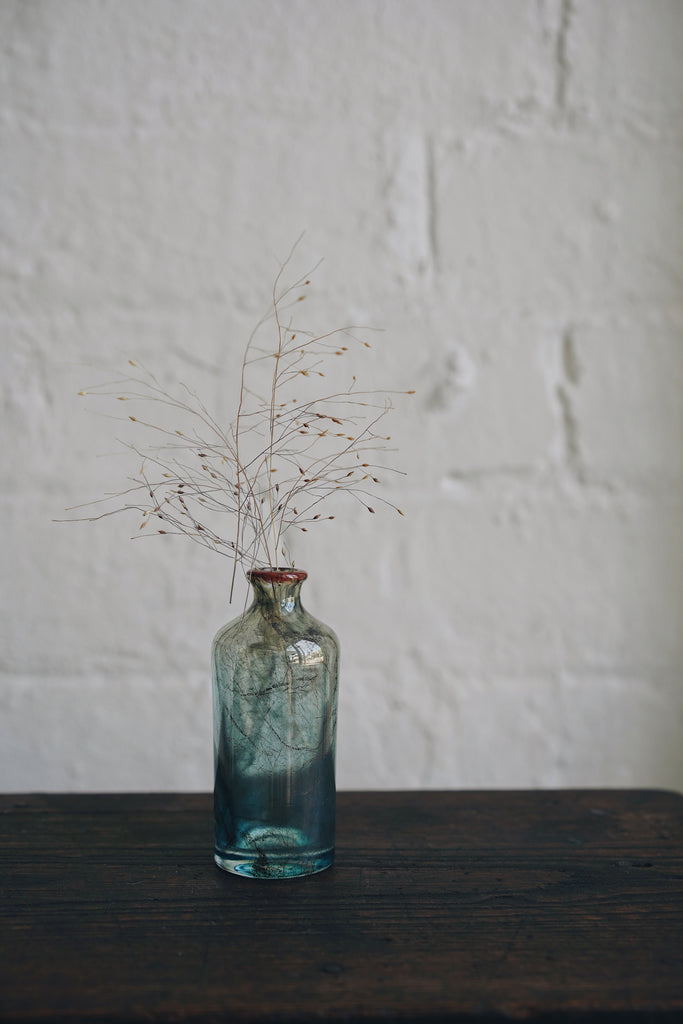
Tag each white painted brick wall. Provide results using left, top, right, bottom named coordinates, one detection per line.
left=2, top=0, right=682, bottom=792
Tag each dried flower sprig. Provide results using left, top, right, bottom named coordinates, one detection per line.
left=64, top=243, right=413, bottom=599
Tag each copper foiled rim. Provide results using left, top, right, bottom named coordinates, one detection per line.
left=247, top=567, right=308, bottom=583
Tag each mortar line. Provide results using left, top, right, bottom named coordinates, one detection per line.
left=555, top=0, right=575, bottom=113
left=426, top=134, right=440, bottom=275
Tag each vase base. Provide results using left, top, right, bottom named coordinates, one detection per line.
left=214, top=841, right=334, bottom=880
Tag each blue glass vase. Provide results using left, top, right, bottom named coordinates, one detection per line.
left=212, top=568, right=339, bottom=879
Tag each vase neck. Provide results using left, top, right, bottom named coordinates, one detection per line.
left=247, top=568, right=307, bottom=616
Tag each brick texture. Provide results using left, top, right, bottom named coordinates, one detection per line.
left=2, top=0, right=682, bottom=791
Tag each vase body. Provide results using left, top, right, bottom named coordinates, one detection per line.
left=212, top=568, right=339, bottom=879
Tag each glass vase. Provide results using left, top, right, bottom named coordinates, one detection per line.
left=212, top=568, right=339, bottom=879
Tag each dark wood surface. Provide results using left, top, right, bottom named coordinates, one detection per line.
left=1, top=790, right=682, bottom=1023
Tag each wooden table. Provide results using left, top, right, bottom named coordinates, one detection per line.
left=1, top=790, right=682, bottom=1023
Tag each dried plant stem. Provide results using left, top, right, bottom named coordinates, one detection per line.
left=61, top=242, right=413, bottom=599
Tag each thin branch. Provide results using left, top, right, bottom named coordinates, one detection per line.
left=67, top=241, right=412, bottom=599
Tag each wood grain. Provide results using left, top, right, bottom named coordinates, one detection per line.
left=1, top=790, right=682, bottom=1022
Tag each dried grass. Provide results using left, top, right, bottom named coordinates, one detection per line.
left=62, top=240, right=412, bottom=600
